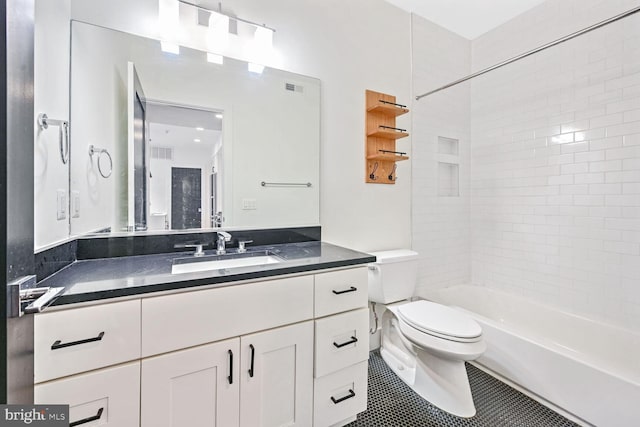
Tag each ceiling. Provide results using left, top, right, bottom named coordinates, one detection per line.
left=384, top=0, right=547, bottom=39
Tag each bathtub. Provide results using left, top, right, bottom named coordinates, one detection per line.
left=424, top=285, right=640, bottom=427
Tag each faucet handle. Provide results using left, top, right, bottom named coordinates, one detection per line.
left=238, top=240, right=254, bottom=253
left=181, top=243, right=208, bottom=257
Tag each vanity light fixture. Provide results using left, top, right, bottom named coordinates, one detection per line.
left=161, top=41, right=180, bottom=54
left=207, top=52, right=224, bottom=64
left=159, top=0, right=181, bottom=54
left=179, top=0, right=276, bottom=67
left=248, top=62, right=265, bottom=74
left=207, top=10, right=229, bottom=57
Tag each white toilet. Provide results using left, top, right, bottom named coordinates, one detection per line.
left=368, top=249, right=486, bottom=418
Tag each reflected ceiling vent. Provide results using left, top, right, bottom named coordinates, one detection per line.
left=285, top=82, right=303, bottom=93
left=151, top=146, right=174, bottom=160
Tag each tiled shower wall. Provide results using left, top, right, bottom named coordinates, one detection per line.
left=411, top=0, right=640, bottom=328
left=470, top=2, right=640, bottom=328
left=411, top=15, right=472, bottom=295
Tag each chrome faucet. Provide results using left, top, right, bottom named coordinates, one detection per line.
left=216, top=231, right=232, bottom=255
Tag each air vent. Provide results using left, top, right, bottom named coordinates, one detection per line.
left=285, top=82, right=304, bottom=93
left=151, top=147, right=173, bottom=160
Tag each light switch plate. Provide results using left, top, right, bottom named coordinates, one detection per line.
left=56, top=189, right=67, bottom=220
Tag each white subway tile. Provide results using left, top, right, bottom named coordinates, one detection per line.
left=589, top=136, right=624, bottom=151
left=589, top=183, right=622, bottom=194
left=605, top=195, right=640, bottom=206
left=604, top=240, right=640, bottom=255
left=574, top=195, right=605, bottom=206
left=589, top=159, right=622, bottom=172
left=575, top=173, right=605, bottom=184
left=606, top=170, right=640, bottom=182
left=575, top=151, right=606, bottom=162
left=623, top=133, right=640, bottom=146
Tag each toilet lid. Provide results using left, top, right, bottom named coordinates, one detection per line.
left=397, top=300, right=482, bottom=340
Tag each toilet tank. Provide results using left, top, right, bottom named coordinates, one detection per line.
left=368, top=249, right=419, bottom=304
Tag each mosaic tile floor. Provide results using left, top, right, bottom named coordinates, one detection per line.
left=346, top=352, right=580, bottom=427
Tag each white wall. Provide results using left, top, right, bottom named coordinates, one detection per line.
left=470, top=0, right=640, bottom=329
left=34, top=0, right=70, bottom=250
left=411, top=15, right=472, bottom=295
left=69, top=0, right=413, bottom=251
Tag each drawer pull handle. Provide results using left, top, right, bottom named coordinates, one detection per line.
left=70, top=407, right=104, bottom=426
left=51, top=331, right=105, bottom=350
left=248, top=344, right=255, bottom=378
left=331, top=389, right=355, bottom=404
left=332, top=286, right=357, bottom=295
left=228, top=350, right=234, bottom=385
left=333, top=336, right=358, bottom=348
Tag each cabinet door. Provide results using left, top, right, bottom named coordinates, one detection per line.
left=35, top=361, right=140, bottom=427
left=141, top=338, right=240, bottom=427
left=240, top=321, right=313, bottom=427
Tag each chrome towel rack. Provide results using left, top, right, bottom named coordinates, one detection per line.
left=261, top=181, right=312, bottom=188
left=89, top=145, right=113, bottom=178
left=37, top=113, right=69, bottom=165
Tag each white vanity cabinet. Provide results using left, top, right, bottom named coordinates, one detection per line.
left=34, top=265, right=369, bottom=427
left=239, top=322, right=314, bottom=427
left=141, top=338, right=240, bottom=427
left=140, top=322, right=313, bottom=427
left=313, top=268, right=369, bottom=427
left=35, top=362, right=141, bottom=426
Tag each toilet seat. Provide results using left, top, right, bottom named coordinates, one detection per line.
left=397, top=300, right=482, bottom=343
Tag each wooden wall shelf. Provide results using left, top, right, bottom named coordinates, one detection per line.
left=367, top=154, right=410, bottom=162
left=367, top=129, right=409, bottom=139
left=366, top=104, right=409, bottom=117
left=365, top=90, right=409, bottom=184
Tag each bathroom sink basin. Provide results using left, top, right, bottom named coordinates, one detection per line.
left=171, top=251, right=282, bottom=274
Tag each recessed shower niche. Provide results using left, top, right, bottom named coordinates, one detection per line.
left=437, top=136, right=460, bottom=197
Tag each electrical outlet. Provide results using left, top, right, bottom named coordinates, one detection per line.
left=56, top=189, right=67, bottom=220
left=71, top=191, right=80, bottom=218
left=242, top=198, right=257, bottom=210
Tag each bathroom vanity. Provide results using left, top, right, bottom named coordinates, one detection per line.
left=32, top=240, right=373, bottom=427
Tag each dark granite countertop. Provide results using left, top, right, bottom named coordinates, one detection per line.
left=39, top=241, right=375, bottom=306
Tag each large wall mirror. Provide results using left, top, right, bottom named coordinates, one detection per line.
left=70, top=21, right=320, bottom=236
left=34, top=10, right=320, bottom=249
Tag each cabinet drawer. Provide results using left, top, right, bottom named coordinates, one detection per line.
left=142, top=275, right=314, bottom=356
left=314, top=268, right=368, bottom=317
left=35, top=300, right=141, bottom=383
left=313, top=361, right=368, bottom=427
left=314, top=308, right=369, bottom=377
left=35, top=361, right=140, bottom=427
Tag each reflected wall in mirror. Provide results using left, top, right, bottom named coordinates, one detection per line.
left=68, top=21, right=320, bottom=238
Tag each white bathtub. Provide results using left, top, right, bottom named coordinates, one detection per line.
left=424, top=285, right=640, bottom=427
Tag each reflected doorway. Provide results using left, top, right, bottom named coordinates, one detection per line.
left=146, top=102, right=223, bottom=231
left=171, top=167, right=201, bottom=230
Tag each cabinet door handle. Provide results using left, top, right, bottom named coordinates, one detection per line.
left=331, top=389, right=355, bottom=404
left=70, top=407, right=104, bottom=426
left=332, top=286, right=357, bottom=295
left=51, top=331, right=105, bottom=350
left=228, top=349, right=234, bottom=384
left=248, top=344, right=255, bottom=378
left=333, top=336, right=358, bottom=348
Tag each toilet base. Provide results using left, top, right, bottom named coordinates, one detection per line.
left=381, top=345, right=477, bottom=418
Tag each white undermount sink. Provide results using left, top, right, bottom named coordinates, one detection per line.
left=171, top=251, right=282, bottom=275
